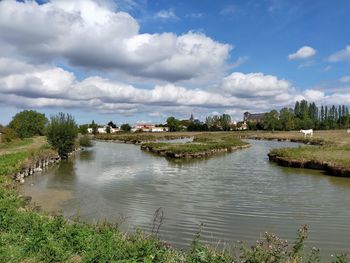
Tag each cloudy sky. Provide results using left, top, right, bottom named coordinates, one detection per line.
left=0, top=0, right=350, bottom=125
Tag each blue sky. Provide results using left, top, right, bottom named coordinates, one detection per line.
left=0, top=0, right=349, bottom=125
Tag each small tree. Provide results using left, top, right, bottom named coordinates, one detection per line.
left=106, top=126, right=111, bottom=133
left=9, top=110, right=48, bottom=138
left=120, top=123, right=131, bottom=132
left=47, top=113, right=78, bottom=159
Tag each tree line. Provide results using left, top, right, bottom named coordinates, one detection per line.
left=251, top=100, right=350, bottom=131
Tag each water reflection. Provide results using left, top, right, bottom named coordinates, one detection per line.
left=22, top=140, right=350, bottom=258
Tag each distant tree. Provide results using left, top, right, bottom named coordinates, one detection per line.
left=79, top=124, right=89, bottom=135
left=106, top=126, right=111, bottom=133
left=91, top=120, right=98, bottom=135
left=120, top=123, right=131, bottom=132
left=8, top=110, right=48, bottom=138
left=220, top=114, right=231, bottom=131
left=294, top=101, right=301, bottom=118
left=107, top=121, right=117, bottom=128
left=205, top=115, right=221, bottom=131
left=47, top=113, right=78, bottom=159
left=262, top=110, right=280, bottom=131
left=279, top=108, right=295, bottom=131
left=166, top=117, right=181, bottom=132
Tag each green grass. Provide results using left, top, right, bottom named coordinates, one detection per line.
left=142, top=134, right=248, bottom=156
left=270, top=145, right=350, bottom=168
left=0, top=138, right=33, bottom=149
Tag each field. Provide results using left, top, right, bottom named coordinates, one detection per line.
left=0, top=136, right=47, bottom=155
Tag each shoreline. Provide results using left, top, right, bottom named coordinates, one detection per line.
left=268, top=153, right=350, bottom=177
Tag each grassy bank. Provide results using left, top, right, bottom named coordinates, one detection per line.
left=95, top=132, right=198, bottom=144
left=243, top=130, right=350, bottom=176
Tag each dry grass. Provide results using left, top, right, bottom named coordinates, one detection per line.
left=0, top=136, right=47, bottom=155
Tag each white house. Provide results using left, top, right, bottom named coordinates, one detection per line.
left=151, top=127, right=169, bottom=132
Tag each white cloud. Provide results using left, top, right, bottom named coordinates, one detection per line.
left=0, top=0, right=231, bottom=82
left=231, top=56, right=248, bottom=68
left=340, top=76, right=350, bottom=83
left=328, top=45, right=350, bottom=62
left=222, top=72, right=292, bottom=99
left=303, top=89, right=325, bottom=101
left=155, top=9, right=178, bottom=20
left=288, top=46, right=316, bottom=60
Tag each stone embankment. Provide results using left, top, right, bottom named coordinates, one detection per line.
left=14, top=155, right=61, bottom=183
left=14, top=149, right=79, bottom=183
left=141, top=144, right=250, bottom=158
left=268, top=153, right=350, bottom=177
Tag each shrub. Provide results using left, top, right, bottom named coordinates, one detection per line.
left=1, top=128, right=18, bottom=143
left=46, top=113, right=78, bottom=158
left=79, top=135, right=93, bottom=147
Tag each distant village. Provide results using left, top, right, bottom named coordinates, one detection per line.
left=85, top=112, right=262, bottom=134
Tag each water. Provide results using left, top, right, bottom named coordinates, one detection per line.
left=22, top=140, right=350, bottom=259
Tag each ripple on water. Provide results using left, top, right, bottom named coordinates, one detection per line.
left=22, top=140, right=350, bottom=257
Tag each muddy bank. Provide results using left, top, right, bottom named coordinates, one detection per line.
left=141, top=144, right=251, bottom=158
left=268, top=153, right=350, bottom=177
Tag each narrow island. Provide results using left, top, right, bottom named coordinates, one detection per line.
left=96, top=132, right=250, bottom=159
left=246, top=130, right=350, bottom=177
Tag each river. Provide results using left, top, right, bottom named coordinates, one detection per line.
left=22, top=140, right=350, bottom=259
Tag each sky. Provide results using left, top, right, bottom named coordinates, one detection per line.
left=0, top=0, right=350, bottom=125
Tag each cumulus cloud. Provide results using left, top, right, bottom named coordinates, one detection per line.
left=288, top=46, right=316, bottom=60
left=222, top=72, right=292, bottom=99
left=303, top=89, right=325, bottom=101
left=328, top=45, right=350, bottom=62
left=0, top=0, right=231, bottom=82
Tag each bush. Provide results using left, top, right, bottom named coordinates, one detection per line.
left=46, top=113, right=78, bottom=158
left=1, top=128, right=18, bottom=143
left=79, top=135, right=93, bottom=147
left=8, top=110, right=48, bottom=138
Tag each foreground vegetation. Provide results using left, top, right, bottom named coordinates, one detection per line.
left=1, top=150, right=348, bottom=262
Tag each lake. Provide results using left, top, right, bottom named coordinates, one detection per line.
left=22, top=139, right=350, bottom=259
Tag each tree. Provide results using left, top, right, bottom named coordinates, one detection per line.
left=79, top=124, right=89, bottom=135
left=91, top=120, right=98, bottom=135
left=262, top=110, right=280, bottom=131
left=9, top=110, right=48, bottom=138
left=107, top=121, right=117, bottom=128
left=47, top=113, right=78, bottom=159
left=166, top=117, right=181, bottom=132
left=279, top=108, right=295, bottom=131
left=120, top=123, right=131, bottom=132
left=220, top=114, right=231, bottom=131
left=106, top=126, right=111, bottom=133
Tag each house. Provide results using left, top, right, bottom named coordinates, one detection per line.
left=87, top=125, right=120, bottom=134
left=243, top=112, right=266, bottom=123
left=131, top=124, right=169, bottom=132
left=151, top=126, right=169, bottom=132
left=131, top=124, right=155, bottom=132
